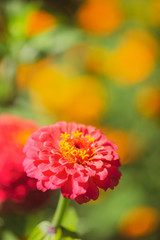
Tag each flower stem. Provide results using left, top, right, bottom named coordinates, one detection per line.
left=52, top=194, right=70, bottom=228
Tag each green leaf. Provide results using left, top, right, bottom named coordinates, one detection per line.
left=61, top=227, right=81, bottom=240
left=1, top=230, right=18, bottom=240
left=29, top=221, right=60, bottom=240
left=61, top=207, right=78, bottom=232
left=28, top=221, right=82, bottom=240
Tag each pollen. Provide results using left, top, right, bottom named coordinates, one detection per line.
left=59, top=131, right=95, bottom=164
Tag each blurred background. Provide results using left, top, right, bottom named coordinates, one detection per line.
left=0, top=0, right=160, bottom=239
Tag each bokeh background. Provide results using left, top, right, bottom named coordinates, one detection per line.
left=0, top=0, right=160, bottom=239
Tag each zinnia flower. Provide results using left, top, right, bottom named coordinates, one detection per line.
left=0, top=114, right=45, bottom=204
left=26, top=10, right=57, bottom=37
left=102, top=30, right=158, bottom=85
left=24, top=61, right=106, bottom=123
left=76, top=0, right=123, bottom=35
left=23, top=121, right=121, bottom=204
left=118, top=207, right=159, bottom=237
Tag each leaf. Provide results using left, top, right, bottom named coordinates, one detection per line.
left=1, top=230, right=18, bottom=240
left=28, top=221, right=82, bottom=240
left=29, top=221, right=57, bottom=240
left=61, top=207, right=78, bottom=232
left=61, top=227, right=81, bottom=240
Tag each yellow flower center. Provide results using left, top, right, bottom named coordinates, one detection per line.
left=59, top=131, right=95, bottom=164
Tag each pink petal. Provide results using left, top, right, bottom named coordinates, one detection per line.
left=86, top=178, right=99, bottom=200
left=66, top=122, right=78, bottom=133
left=96, top=168, right=108, bottom=180
left=43, top=180, right=60, bottom=190
left=39, top=132, right=52, bottom=142
left=73, top=172, right=89, bottom=183
left=37, top=180, right=47, bottom=192
left=75, top=194, right=90, bottom=204
left=49, top=169, right=68, bottom=186
left=77, top=124, right=86, bottom=133
left=85, top=166, right=96, bottom=176
left=108, top=165, right=121, bottom=178
left=38, top=163, right=52, bottom=172
left=72, top=179, right=87, bottom=195
left=57, top=121, right=67, bottom=133
left=43, top=141, right=53, bottom=148
left=61, top=177, right=77, bottom=199
left=39, top=150, right=50, bottom=160
left=26, top=149, right=39, bottom=159
left=86, top=125, right=96, bottom=135
left=89, top=160, right=103, bottom=169
left=23, top=158, right=46, bottom=180
left=93, top=176, right=112, bottom=191
left=49, top=125, right=61, bottom=139
left=91, top=130, right=102, bottom=141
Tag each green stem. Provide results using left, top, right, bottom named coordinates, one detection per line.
left=52, top=194, right=70, bottom=228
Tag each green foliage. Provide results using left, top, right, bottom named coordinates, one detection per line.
left=29, top=221, right=81, bottom=240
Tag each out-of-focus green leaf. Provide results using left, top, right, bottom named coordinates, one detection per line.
left=1, top=230, right=18, bottom=240
left=29, top=221, right=81, bottom=240
left=2, top=215, right=26, bottom=238
left=61, top=227, right=81, bottom=240
left=28, top=27, right=83, bottom=55
left=61, top=207, right=78, bottom=232
left=29, top=221, right=58, bottom=240
left=4, top=0, right=36, bottom=39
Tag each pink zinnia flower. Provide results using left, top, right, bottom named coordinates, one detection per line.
left=23, top=122, right=121, bottom=204
left=0, top=114, right=43, bottom=204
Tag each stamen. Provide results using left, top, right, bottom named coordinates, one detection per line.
left=59, top=131, right=95, bottom=164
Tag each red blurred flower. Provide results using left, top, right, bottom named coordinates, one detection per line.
left=0, top=114, right=38, bottom=203
left=23, top=122, right=121, bottom=204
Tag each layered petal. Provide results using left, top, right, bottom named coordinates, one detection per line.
left=23, top=121, right=121, bottom=204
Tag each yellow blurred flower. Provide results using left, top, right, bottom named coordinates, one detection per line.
left=26, top=63, right=106, bottom=123
left=29, top=64, right=69, bottom=112
left=63, top=43, right=108, bottom=75
left=16, top=57, right=53, bottom=89
left=25, top=10, right=57, bottom=37
left=103, top=30, right=159, bottom=85
left=101, top=128, right=142, bottom=165
left=61, top=75, right=106, bottom=123
left=85, top=45, right=108, bottom=74
left=118, top=207, right=160, bottom=237
left=136, top=86, right=160, bottom=118
left=76, top=0, right=123, bottom=35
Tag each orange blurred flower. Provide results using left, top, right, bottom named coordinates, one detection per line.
left=136, top=86, right=160, bottom=118
left=103, top=30, right=158, bottom=85
left=101, top=128, right=142, bottom=165
left=26, top=10, right=57, bottom=37
left=76, top=0, right=123, bottom=35
left=118, top=207, right=160, bottom=237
